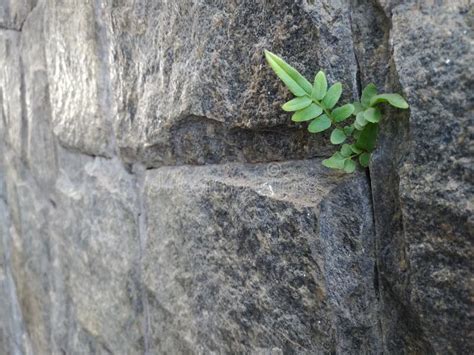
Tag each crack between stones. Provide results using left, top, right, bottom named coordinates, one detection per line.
left=142, top=156, right=333, bottom=171
left=0, top=25, right=20, bottom=32
left=366, top=167, right=384, bottom=347
left=349, top=0, right=385, bottom=352
left=132, top=163, right=152, bottom=355
left=92, top=0, right=119, bottom=158
left=19, top=55, right=29, bottom=162
left=348, top=6, right=362, bottom=100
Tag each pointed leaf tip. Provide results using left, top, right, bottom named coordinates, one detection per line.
left=264, top=50, right=312, bottom=95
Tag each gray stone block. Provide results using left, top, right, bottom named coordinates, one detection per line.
left=0, top=0, right=36, bottom=31
left=143, top=160, right=378, bottom=353
left=44, top=0, right=113, bottom=157
left=111, top=0, right=359, bottom=166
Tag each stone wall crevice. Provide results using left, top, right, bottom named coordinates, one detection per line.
left=0, top=0, right=471, bottom=353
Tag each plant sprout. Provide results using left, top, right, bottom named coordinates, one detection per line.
left=264, top=50, right=409, bottom=173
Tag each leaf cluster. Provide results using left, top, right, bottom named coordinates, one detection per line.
left=264, top=50, right=409, bottom=173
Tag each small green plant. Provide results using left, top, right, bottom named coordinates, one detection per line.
left=264, top=50, right=409, bottom=173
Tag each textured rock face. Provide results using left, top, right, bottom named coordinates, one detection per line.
left=111, top=0, right=358, bottom=166
left=143, top=161, right=378, bottom=353
left=0, top=0, right=472, bottom=354
left=391, top=3, right=473, bottom=353
left=44, top=0, right=113, bottom=157
left=0, top=0, right=36, bottom=30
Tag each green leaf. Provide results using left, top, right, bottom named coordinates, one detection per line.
left=322, top=152, right=345, bottom=170
left=364, top=107, right=382, bottom=123
left=340, top=144, right=352, bottom=157
left=355, top=111, right=368, bottom=127
left=308, top=114, right=331, bottom=133
left=354, top=121, right=365, bottom=131
left=322, top=82, right=342, bottom=109
left=350, top=144, right=362, bottom=154
left=292, top=104, right=323, bottom=122
left=355, top=123, right=378, bottom=152
left=343, top=125, right=354, bottom=136
left=370, top=93, right=409, bottom=109
left=343, top=159, right=356, bottom=173
left=332, top=104, right=355, bottom=122
left=353, top=102, right=364, bottom=114
left=330, top=128, right=346, bottom=144
left=353, top=130, right=361, bottom=139
left=264, top=50, right=312, bottom=96
left=282, top=96, right=312, bottom=112
left=359, top=152, right=371, bottom=167
left=361, top=83, right=377, bottom=108
left=311, top=71, right=327, bottom=100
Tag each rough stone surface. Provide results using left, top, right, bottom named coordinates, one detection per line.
left=111, top=0, right=359, bottom=166
left=48, top=149, right=143, bottom=354
left=20, top=0, right=57, bottom=189
left=392, top=3, right=473, bottom=353
left=143, top=160, right=378, bottom=353
left=0, top=29, right=23, bottom=156
left=0, top=0, right=36, bottom=31
left=0, top=0, right=472, bottom=353
left=44, top=0, right=113, bottom=157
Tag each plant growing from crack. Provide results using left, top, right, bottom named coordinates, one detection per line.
left=264, top=50, right=409, bottom=173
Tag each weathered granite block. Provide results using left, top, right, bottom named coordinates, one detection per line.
left=0, top=0, right=36, bottom=30
left=0, top=29, right=22, bottom=157
left=143, top=160, right=378, bottom=353
left=20, top=0, right=57, bottom=189
left=111, top=0, right=359, bottom=166
left=44, top=0, right=113, bottom=156
left=391, top=3, right=473, bottom=353
left=49, top=149, right=143, bottom=354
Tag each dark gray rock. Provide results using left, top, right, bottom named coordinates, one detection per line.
left=110, top=0, right=359, bottom=166
left=143, top=160, right=378, bottom=353
left=0, top=0, right=472, bottom=353
left=391, top=3, right=474, bottom=353
left=352, top=1, right=474, bottom=352
left=317, top=174, right=381, bottom=354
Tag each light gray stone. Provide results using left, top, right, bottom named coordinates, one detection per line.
left=0, top=29, right=23, bottom=157
left=49, top=149, right=143, bottom=354
left=20, top=0, right=57, bottom=189
left=0, top=0, right=36, bottom=31
left=143, top=160, right=378, bottom=353
left=0, top=152, right=55, bottom=354
left=0, top=200, right=34, bottom=355
left=44, top=0, right=113, bottom=157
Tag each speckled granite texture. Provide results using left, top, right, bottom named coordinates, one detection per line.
left=0, top=0, right=472, bottom=353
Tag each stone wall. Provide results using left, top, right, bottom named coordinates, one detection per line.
left=0, top=0, right=472, bottom=353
